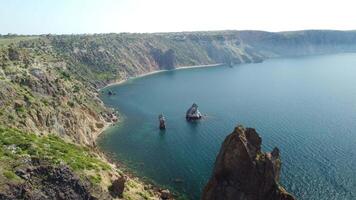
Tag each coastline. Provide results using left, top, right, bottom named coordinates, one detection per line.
left=101, top=63, right=224, bottom=89
left=95, top=62, right=225, bottom=153
left=94, top=62, right=224, bottom=198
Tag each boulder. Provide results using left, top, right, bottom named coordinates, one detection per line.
left=108, top=176, right=126, bottom=198
left=160, top=189, right=172, bottom=199
left=201, top=125, right=296, bottom=200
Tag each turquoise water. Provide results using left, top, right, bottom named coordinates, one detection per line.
left=98, top=54, right=356, bottom=200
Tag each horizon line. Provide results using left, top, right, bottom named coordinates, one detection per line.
left=2, top=29, right=356, bottom=37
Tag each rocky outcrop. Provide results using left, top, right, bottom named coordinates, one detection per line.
left=186, top=103, right=202, bottom=121
left=0, top=49, right=110, bottom=146
left=159, top=114, right=166, bottom=129
left=202, top=125, right=296, bottom=200
left=160, top=189, right=173, bottom=200
left=0, top=158, right=108, bottom=200
left=108, top=176, right=126, bottom=198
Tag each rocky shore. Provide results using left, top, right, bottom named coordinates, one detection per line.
left=3, top=29, right=352, bottom=199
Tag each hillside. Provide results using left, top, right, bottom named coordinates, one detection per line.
left=1, top=30, right=356, bottom=199
left=48, top=30, right=356, bottom=87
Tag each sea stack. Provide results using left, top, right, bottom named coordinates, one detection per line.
left=159, top=114, right=166, bottom=129
left=186, top=103, right=202, bottom=121
left=202, top=125, right=296, bottom=200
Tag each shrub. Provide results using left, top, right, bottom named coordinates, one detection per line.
left=3, top=170, right=17, bottom=180
left=67, top=101, right=75, bottom=107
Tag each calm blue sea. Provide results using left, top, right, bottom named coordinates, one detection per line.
left=99, top=54, right=356, bottom=200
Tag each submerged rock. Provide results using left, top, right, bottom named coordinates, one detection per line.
left=186, top=103, right=202, bottom=121
left=107, top=90, right=116, bottom=96
left=201, top=125, right=296, bottom=200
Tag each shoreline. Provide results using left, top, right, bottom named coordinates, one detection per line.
left=95, top=62, right=225, bottom=153
left=94, top=62, right=224, bottom=198
left=101, top=63, right=224, bottom=89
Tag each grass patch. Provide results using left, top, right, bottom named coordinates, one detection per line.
left=89, top=174, right=102, bottom=185
left=0, top=36, right=39, bottom=46
left=3, top=170, right=18, bottom=180
left=15, top=106, right=25, bottom=113
left=0, top=126, right=111, bottom=173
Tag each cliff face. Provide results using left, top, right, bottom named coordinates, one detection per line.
left=2, top=30, right=356, bottom=145
left=45, top=30, right=356, bottom=88
left=0, top=43, right=111, bottom=146
left=202, top=125, right=296, bottom=200
left=1, top=30, right=356, bottom=199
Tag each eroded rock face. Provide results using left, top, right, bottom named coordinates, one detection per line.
left=202, top=125, right=296, bottom=200
left=151, top=48, right=176, bottom=70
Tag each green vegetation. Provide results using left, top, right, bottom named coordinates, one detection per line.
left=3, top=170, right=19, bottom=180
left=0, top=126, right=111, bottom=188
left=0, top=36, right=39, bottom=46
left=89, top=174, right=102, bottom=185
left=1, top=30, right=356, bottom=199
left=0, top=126, right=110, bottom=172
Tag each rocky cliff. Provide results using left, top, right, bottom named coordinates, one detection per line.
left=44, top=30, right=356, bottom=88
left=5, top=30, right=356, bottom=148
left=1, top=30, right=356, bottom=199
left=202, top=125, right=296, bottom=200
left=0, top=42, right=112, bottom=147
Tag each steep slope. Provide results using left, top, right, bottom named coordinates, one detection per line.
left=0, top=126, right=161, bottom=199
left=47, top=33, right=264, bottom=88
left=1, top=30, right=356, bottom=199
left=0, top=38, right=161, bottom=199
left=45, top=30, right=356, bottom=88
left=237, top=30, right=356, bottom=56
left=202, top=125, right=295, bottom=200
left=0, top=38, right=113, bottom=146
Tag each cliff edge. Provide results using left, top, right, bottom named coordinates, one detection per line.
left=202, top=125, right=296, bottom=200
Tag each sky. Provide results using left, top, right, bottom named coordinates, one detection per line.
left=1, top=0, right=356, bottom=35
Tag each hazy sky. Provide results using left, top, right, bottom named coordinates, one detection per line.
left=1, top=0, right=356, bottom=34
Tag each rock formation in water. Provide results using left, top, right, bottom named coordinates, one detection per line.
left=186, top=103, right=202, bottom=120
left=201, top=125, right=296, bottom=200
left=2, top=30, right=356, bottom=200
left=159, top=114, right=166, bottom=129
